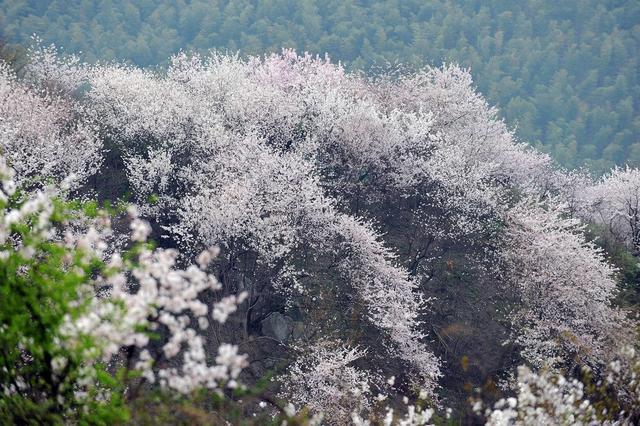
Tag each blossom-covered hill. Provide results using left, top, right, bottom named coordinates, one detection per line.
left=1, top=45, right=639, bottom=423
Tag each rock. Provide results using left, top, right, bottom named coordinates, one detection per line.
left=249, top=361, right=266, bottom=378
left=261, top=312, right=293, bottom=342
left=291, top=321, right=305, bottom=340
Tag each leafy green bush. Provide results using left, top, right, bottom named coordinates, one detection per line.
left=0, top=168, right=128, bottom=424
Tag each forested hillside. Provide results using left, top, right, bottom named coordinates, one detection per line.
left=2, top=2, right=640, bottom=424
left=1, top=45, right=639, bottom=424
left=1, top=0, right=638, bottom=171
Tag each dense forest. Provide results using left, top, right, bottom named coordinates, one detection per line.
left=0, top=0, right=638, bottom=171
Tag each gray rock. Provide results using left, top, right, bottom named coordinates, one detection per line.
left=261, top=312, right=293, bottom=342
left=291, top=321, right=305, bottom=340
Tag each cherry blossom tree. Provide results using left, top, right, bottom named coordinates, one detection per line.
left=82, top=51, right=443, bottom=398
left=0, top=62, right=101, bottom=190
left=581, top=167, right=640, bottom=255
left=279, top=341, right=373, bottom=424
left=499, top=197, right=634, bottom=372
left=23, top=36, right=90, bottom=94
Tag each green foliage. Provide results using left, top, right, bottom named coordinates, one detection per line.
left=586, top=222, right=640, bottom=309
left=0, top=191, right=128, bottom=424
left=0, top=38, right=27, bottom=74
left=1, top=0, right=638, bottom=170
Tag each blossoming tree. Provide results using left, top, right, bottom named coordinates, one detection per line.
left=0, top=156, right=248, bottom=422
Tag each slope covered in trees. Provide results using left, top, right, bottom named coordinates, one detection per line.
left=1, top=0, right=638, bottom=171
left=1, top=45, right=639, bottom=423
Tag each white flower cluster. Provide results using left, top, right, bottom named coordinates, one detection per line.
left=41, top=47, right=633, bottom=400
left=24, top=35, right=90, bottom=94
left=480, top=347, right=640, bottom=425
left=500, top=198, right=634, bottom=372
left=279, top=341, right=373, bottom=424
left=0, top=158, right=248, bottom=397
left=0, top=156, right=59, bottom=258
left=579, top=167, right=640, bottom=254
left=59, top=206, right=249, bottom=394
left=351, top=388, right=438, bottom=426
left=0, top=59, right=101, bottom=191
left=325, top=214, right=441, bottom=393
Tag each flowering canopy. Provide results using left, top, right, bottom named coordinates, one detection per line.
left=0, top=44, right=637, bottom=421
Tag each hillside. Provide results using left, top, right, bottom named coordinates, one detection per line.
left=1, top=46, right=639, bottom=423
left=1, top=0, right=639, bottom=171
